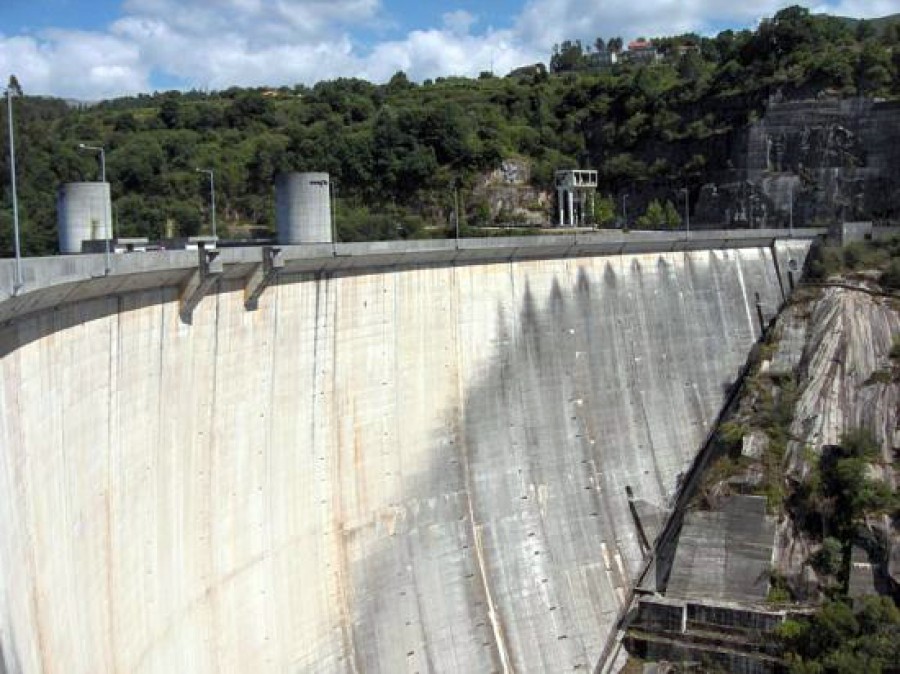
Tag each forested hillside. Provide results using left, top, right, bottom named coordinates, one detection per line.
left=1, top=6, right=899, bottom=254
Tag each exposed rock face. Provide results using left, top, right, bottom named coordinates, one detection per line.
left=695, top=99, right=900, bottom=228
left=472, top=158, right=551, bottom=224
left=787, top=287, right=900, bottom=479
left=774, top=285, right=900, bottom=595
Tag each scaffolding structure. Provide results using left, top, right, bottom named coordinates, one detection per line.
left=555, top=170, right=598, bottom=226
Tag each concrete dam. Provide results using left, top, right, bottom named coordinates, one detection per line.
left=0, top=232, right=814, bottom=673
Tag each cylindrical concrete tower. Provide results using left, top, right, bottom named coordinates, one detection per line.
left=276, top=172, right=333, bottom=244
left=57, top=182, right=113, bottom=253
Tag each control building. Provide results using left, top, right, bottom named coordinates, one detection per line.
left=555, top=170, right=598, bottom=227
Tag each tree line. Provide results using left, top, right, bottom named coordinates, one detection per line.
left=1, top=6, right=899, bottom=254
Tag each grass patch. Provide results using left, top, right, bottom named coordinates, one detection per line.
left=805, top=235, right=900, bottom=286
left=863, top=368, right=893, bottom=386
left=889, top=337, right=900, bottom=359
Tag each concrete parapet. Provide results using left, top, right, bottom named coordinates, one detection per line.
left=0, top=229, right=825, bottom=324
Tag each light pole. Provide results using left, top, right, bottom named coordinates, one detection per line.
left=330, top=178, right=337, bottom=246
left=622, top=193, right=629, bottom=229
left=77, top=142, right=110, bottom=273
left=788, top=180, right=794, bottom=237
left=6, top=77, right=23, bottom=293
left=454, top=188, right=460, bottom=242
left=680, top=188, right=690, bottom=236
left=78, top=143, right=105, bottom=183
left=195, top=168, right=216, bottom=239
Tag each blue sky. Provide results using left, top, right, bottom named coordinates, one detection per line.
left=1, top=0, right=896, bottom=99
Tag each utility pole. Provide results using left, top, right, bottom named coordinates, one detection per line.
left=6, top=77, right=22, bottom=293
left=622, top=193, right=629, bottom=229
left=681, top=188, right=690, bottom=237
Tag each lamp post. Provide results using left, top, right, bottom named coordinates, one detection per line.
left=195, top=168, right=216, bottom=239
left=6, top=77, right=23, bottom=293
left=788, top=180, right=794, bottom=238
left=78, top=143, right=105, bottom=183
left=621, top=193, right=629, bottom=229
left=680, top=187, right=690, bottom=236
left=454, top=188, right=460, bottom=242
left=77, top=142, right=110, bottom=273
left=330, top=178, right=337, bottom=246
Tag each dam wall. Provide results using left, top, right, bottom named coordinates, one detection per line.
left=0, top=234, right=813, bottom=673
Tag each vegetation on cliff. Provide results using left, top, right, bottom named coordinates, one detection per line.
left=777, top=596, right=900, bottom=673
left=1, top=6, right=900, bottom=253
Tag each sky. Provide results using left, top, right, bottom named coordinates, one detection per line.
left=0, top=0, right=897, bottom=100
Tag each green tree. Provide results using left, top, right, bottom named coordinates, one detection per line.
left=778, top=598, right=900, bottom=673
left=593, top=195, right=616, bottom=226
left=637, top=199, right=666, bottom=227
left=663, top=200, right=682, bottom=228
left=550, top=40, right=586, bottom=72
left=855, top=19, right=876, bottom=42
left=856, top=41, right=893, bottom=94
left=159, top=99, right=182, bottom=129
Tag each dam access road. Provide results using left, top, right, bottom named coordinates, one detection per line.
left=0, top=230, right=818, bottom=673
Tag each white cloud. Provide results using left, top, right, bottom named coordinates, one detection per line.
left=0, top=0, right=897, bottom=99
left=0, top=31, right=149, bottom=99
left=811, top=0, right=900, bottom=17
left=361, top=26, right=539, bottom=82
left=515, top=0, right=897, bottom=49
left=442, top=10, right=479, bottom=36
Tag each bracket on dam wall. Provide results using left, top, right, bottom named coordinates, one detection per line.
left=244, top=247, right=284, bottom=310
left=179, top=247, right=223, bottom=323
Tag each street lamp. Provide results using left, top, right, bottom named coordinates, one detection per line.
left=77, top=142, right=110, bottom=273
left=679, top=188, right=690, bottom=236
left=788, top=180, right=794, bottom=238
left=6, top=76, right=23, bottom=293
left=78, top=143, right=106, bottom=182
left=330, top=178, right=338, bottom=248
left=454, top=187, right=460, bottom=241
left=195, top=168, right=216, bottom=238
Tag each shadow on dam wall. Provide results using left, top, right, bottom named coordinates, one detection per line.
left=0, top=244, right=809, bottom=674
left=343, top=249, right=795, bottom=673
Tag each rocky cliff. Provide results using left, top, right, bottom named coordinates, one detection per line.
left=773, top=282, right=900, bottom=598
left=695, top=99, right=900, bottom=228
left=620, top=243, right=900, bottom=672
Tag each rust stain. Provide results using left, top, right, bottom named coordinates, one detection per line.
left=331, top=381, right=362, bottom=674
left=5, top=345, right=51, bottom=674
left=352, top=408, right=368, bottom=520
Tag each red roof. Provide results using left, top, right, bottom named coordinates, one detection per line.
left=628, top=39, right=653, bottom=50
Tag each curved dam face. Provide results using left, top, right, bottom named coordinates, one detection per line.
left=0, top=240, right=809, bottom=673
